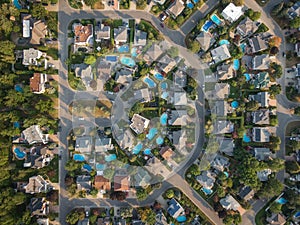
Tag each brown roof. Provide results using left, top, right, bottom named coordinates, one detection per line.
left=30, top=73, right=41, bottom=92
left=114, top=175, right=130, bottom=191
left=266, top=213, right=286, bottom=225
left=94, top=175, right=111, bottom=191
left=30, top=20, right=47, bottom=45
left=160, top=146, right=174, bottom=160
left=74, top=24, right=93, bottom=43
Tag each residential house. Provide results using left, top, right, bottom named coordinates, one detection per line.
left=288, top=1, right=300, bottom=19
left=252, top=54, right=270, bottom=70
left=257, top=169, right=271, bottom=181
left=254, top=147, right=271, bottom=161
left=114, top=174, right=130, bottom=192
left=37, top=218, right=50, bottom=225
left=94, top=175, right=111, bottom=193
left=217, top=137, right=235, bottom=156
left=114, top=26, right=128, bottom=45
left=167, top=198, right=184, bottom=218
left=252, top=127, right=271, bottom=142
left=159, top=54, right=176, bottom=74
left=134, top=167, right=151, bottom=188
left=266, top=213, right=286, bottom=225
left=97, top=61, right=111, bottom=89
left=130, top=114, right=150, bottom=134
left=252, top=72, right=270, bottom=88
left=73, top=23, right=93, bottom=47
left=30, top=20, right=48, bottom=45
left=220, top=195, right=244, bottom=214
left=249, top=36, right=268, bottom=53
left=143, top=43, right=163, bottom=63
left=134, top=88, right=152, bottom=102
left=95, top=24, right=111, bottom=42
left=29, top=197, right=49, bottom=217
left=160, top=146, right=174, bottom=160
left=117, top=128, right=135, bottom=150
left=76, top=175, right=91, bottom=192
left=196, top=170, right=216, bottom=189
left=210, top=45, right=231, bottom=63
left=25, top=175, right=51, bottom=194
left=216, top=63, right=235, bottom=80
left=248, top=92, right=269, bottom=107
left=173, top=91, right=187, bottom=105
left=166, top=0, right=185, bottom=19
left=22, top=125, right=48, bottom=144
left=196, top=31, right=216, bottom=52
left=22, top=48, right=44, bottom=66
left=97, top=217, right=111, bottom=225
left=252, top=109, right=269, bottom=125
left=172, top=130, right=187, bottom=151
left=75, top=136, right=93, bottom=153
left=73, top=64, right=93, bottom=87
left=208, top=83, right=230, bottom=100
left=212, top=100, right=232, bottom=117
left=236, top=17, right=259, bottom=37
left=221, top=3, right=244, bottom=23
left=30, top=73, right=48, bottom=94
left=169, top=110, right=188, bottom=126
left=238, top=186, right=255, bottom=201
left=134, top=29, right=147, bottom=46
left=213, top=120, right=234, bottom=134
left=211, top=154, right=230, bottom=172
left=173, top=70, right=187, bottom=88
left=23, top=147, right=54, bottom=169
left=115, top=68, right=133, bottom=85
left=78, top=219, right=90, bottom=225
left=95, top=137, right=113, bottom=152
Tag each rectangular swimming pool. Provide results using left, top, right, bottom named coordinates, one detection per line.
left=106, top=55, right=118, bottom=62
left=211, top=14, right=222, bottom=26
left=202, top=20, right=214, bottom=32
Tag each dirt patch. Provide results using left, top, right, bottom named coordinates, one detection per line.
left=93, top=0, right=105, bottom=9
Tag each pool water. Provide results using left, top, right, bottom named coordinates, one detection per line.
left=147, top=128, right=158, bottom=140
left=120, top=57, right=135, bottom=67
left=106, top=55, right=118, bottom=62
left=143, top=77, right=156, bottom=88
left=105, top=154, right=117, bottom=162
left=276, top=197, right=288, bottom=204
left=192, top=0, right=199, bottom=3
left=224, top=171, right=229, bottom=178
left=201, top=187, right=213, bottom=195
left=240, top=43, right=247, bottom=53
left=294, top=211, right=300, bottom=218
left=211, top=14, right=222, bottom=25
left=14, top=148, right=26, bottom=159
left=161, top=92, right=169, bottom=99
left=154, top=72, right=164, bottom=81
left=243, top=134, right=251, bottom=143
left=219, top=39, right=230, bottom=45
left=15, top=84, right=23, bottom=92
left=161, top=82, right=168, bottom=89
left=187, top=2, right=194, bottom=8
left=160, top=113, right=168, bottom=125
left=83, top=164, right=92, bottom=172
left=131, top=47, right=138, bottom=57
left=74, top=154, right=85, bottom=162
left=132, top=143, right=143, bottom=154
left=156, top=137, right=164, bottom=145
left=233, top=59, right=240, bottom=70
left=202, top=20, right=213, bottom=32
left=117, top=45, right=129, bottom=53
left=176, top=216, right=187, bottom=222
left=244, top=73, right=251, bottom=81
left=13, top=122, right=20, bottom=128
left=96, top=163, right=106, bottom=171
left=13, top=0, right=22, bottom=9
left=144, top=148, right=151, bottom=155
left=231, top=101, right=239, bottom=109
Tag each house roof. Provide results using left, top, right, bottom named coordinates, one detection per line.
left=238, top=186, right=254, bottom=201
left=114, top=175, right=130, bottom=191
left=130, top=114, right=150, bottom=134
left=143, top=43, right=163, bottom=62
left=29, top=197, right=48, bottom=216
left=22, top=125, right=48, bottom=144
left=236, top=17, right=259, bottom=37
left=160, top=146, right=174, bottom=160
left=196, top=170, right=216, bottom=189
left=211, top=154, right=230, bottom=172
left=266, top=213, right=286, bottom=225
left=25, top=175, right=49, bottom=194
left=23, top=48, right=43, bottom=66
left=30, top=73, right=48, bottom=94
left=196, top=31, right=215, bottom=51
left=94, top=175, right=111, bottom=191
left=95, top=24, right=111, bottom=40
left=252, top=72, right=270, bottom=88
left=167, top=0, right=185, bottom=18
left=207, top=83, right=230, bottom=100
left=211, top=45, right=231, bottom=63
left=73, top=23, right=93, bottom=44
left=252, top=54, right=270, bottom=70
left=31, top=20, right=48, bottom=45
left=75, top=136, right=93, bottom=153
left=252, top=109, right=269, bottom=125
left=169, top=110, right=188, bottom=126
left=76, top=175, right=91, bottom=191
left=249, top=92, right=269, bottom=107
left=134, top=167, right=151, bottom=187
left=212, top=100, right=231, bottom=117
left=174, top=92, right=187, bottom=105
left=254, top=147, right=271, bottom=161
left=221, top=3, right=244, bottom=23
left=173, top=70, right=187, bottom=88
left=159, top=55, right=176, bottom=74
left=217, top=63, right=235, bottom=80
left=134, top=29, right=147, bottom=46
left=213, top=120, right=234, bottom=134
left=172, top=130, right=187, bottom=151
left=117, top=128, right=135, bottom=149
left=167, top=198, right=184, bottom=218
left=288, top=2, right=300, bottom=19
left=249, top=36, right=268, bottom=53
left=257, top=169, right=271, bottom=181
left=115, top=68, right=133, bottom=85
left=252, top=127, right=270, bottom=142
left=218, top=138, right=234, bottom=156
left=95, top=138, right=112, bottom=152
left=114, top=26, right=128, bottom=42
left=134, top=88, right=152, bottom=102
left=220, top=194, right=242, bottom=211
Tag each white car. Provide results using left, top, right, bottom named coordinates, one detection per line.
left=79, top=117, right=84, bottom=121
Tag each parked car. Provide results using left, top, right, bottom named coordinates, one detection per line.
left=160, top=23, right=165, bottom=28
left=282, top=52, right=286, bottom=57
left=159, top=13, right=167, bottom=22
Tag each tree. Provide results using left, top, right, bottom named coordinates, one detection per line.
left=257, top=23, right=269, bottom=33
left=285, top=161, right=300, bottom=174
left=0, top=41, right=16, bottom=64
left=246, top=101, right=259, bottom=111
left=294, top=107, right=300, bottom=115
left=189, top=164, right=201, bottom=176
left=245, top=9, right=261, bottom=21
left=233, top=0, right=244, bottom=6
left=270, top=62, right=283, bottom=79
left=216, top=186, right=226, bottom=198
left=167, top=46, right=179, bottom=58
left=84, top=0, right=97, bottom=6
left=269, top=36, right=282, bottom=48
left=66, top=211, right=80, bottom=225
left=90, top=188, right=98, bottom=197
left=269, top=84, right=281, bottom=97
left=165, top=189, right=175, bottom=199
left=84, top=55, right=96, bottom=65
left=267, top=158, right=285, bottom=172
left=31, top=3, right=48, bottom=19
left=138, top=207, right=156, bottom=224
left=136, top=188, right=148, bottom=200
left=189, top=40, right=200, bottom=53
left=65, top=160, right=82, bottom=172
left=269, top=202, right=282, bottom=214
left=290, top=17, right=300, bottom=29
left=258, top=177, right=283, bottom=198
left=229, top=45, right=243, bottom=59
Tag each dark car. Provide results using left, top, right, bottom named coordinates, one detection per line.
left=160, top=23, right=165, bottom=28
left=159, top=13, right=167, bottom=22
left=282, top=52, right=286, bottom=57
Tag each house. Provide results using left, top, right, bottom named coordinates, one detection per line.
left=78, top=219, right=90, bottom=225
left=266, top=213, right=286, bottom=225
left=210, top=45, right=231, bottom=63
left=196, top=170, right=216, bottom=189
left=252, top=109, right=269, bottom=125
left=23, top=18, right=30, bottom=38
left=73, top=64, right=93, bottom=87
left=143, top=43, right=163, bottom=63
left=114, top=174, right=130, bottom=192
left=173, top=70, right=187, bottom=88
left=95, top=24, right=111, bottom=42
left=25, top=175, right=51, bottom=194
left=254, top=147, right=271, bottom=161
left=248, top=92, right=269, bottom=107
left=23, top=147, right=54, bottom=169
left=211, top=154, right=230, bottom=172
left=95, top=137, right=113, bottom=152
left=238, top=186, right=254, bottom=201
left=252, top=127, right=271, bottom=142
left=169, top=110, right=188, bottom=126
left=159, top=54, right=176, bottom=74
left=166, top=0, right=185, bottom=19
left=160, top=146, right=174, bottom=160
left=76, top=175, right=91, bottom=192
left=134, top=167, right=151, bottom=188
left=173, top=92, right=187, bottom=105
left=212, top=100, right=232, bottom=117
left=134, top=88, right=152, bottom=102
left=236, top=17, right=259, bottom=37
left=288, top=1, right=300, bottom=19
left=221, top=3, right=244, bottom=23
left=220, top=194, right=243, bottom=213
left=73, top=23, right=93, bottom=46
left=257, top=169, right=271, bottom=181
left=94, top=175, right=111, bottom=193
left=75, top=136, right=93, bottom=153
left=217, top=137, right=235, bottom=156
left=172, top=130, right=187, bottom=151
left=167, top=198, right=184, bottom=218
left=115, top=68, right=133, bottom=85
left=130, top=114, right=150, bottom=134
left=134, top=29, right=147, bottom=46
left=22, top=125, right=48, bottom=144
left=97, top=217, right=111, bottom=225
left=117, top=128, right=135, bottom=150
left=249, top=36, right=268, bottom=53
left=114, top=26, right=128, bottom=45
left=252, top=54, right=270, bottom=70
left=31, top=20, right=48, bottom=45
left=196, top=31, right=216, bottom=52
left=30, top=73, right=48, bottom=94
left=22, top=48, right=44, bottom=66
left=29, top=197, right=49, bottom=217
left=97, top=61, right=111, bottom=90
left=213, top=120, right=234, bottom=134
left=37, top=218, right=50, bottom=225
left=252, top=72, right=270, bottom=88
left=216, top=63, right=235, bottom=80
left=207, top=83, right=230, bottom=100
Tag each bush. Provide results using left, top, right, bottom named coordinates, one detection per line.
left=245, top=9, right=261, bottom=21
left=256, top=23, right=269, bottom=33
left=84, top=55, right=96, bottom=65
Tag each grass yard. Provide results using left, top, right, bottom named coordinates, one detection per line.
left=92, top=0, right=105, bottom=9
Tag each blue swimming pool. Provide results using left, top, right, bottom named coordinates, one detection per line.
left=96, top=163, right=106, bottom=171
left=120, top=57, right=135, bottom=67
left=13, top=122, right=20, bottom=128
left=231, top=101, right=239, bottom=109
left=224, top=171, right=229, bottom=178
left=276, top=197, right=288, bottom=204
left=244, top=73, right=251, bottom=81
left=13, top=0, right=22, bottom=9
left=156, top=137, right=164, bottom=145
left=144, top=148, right=151, bottom=155
left=154, top=72, right=164, bottom=81
left=106, top=55, right=118, bottom=62
left=192, top=0, right=199, bottom=3
left=161, top=92, right=169, bottom=100
left=240, top=43, right=247, bottom=53
left=117, top=45, right=129, bottom=53
left=201, top=187, right=213, bottom=195
left=132, top=143, right=143, bottom=154
left=15, top=84, right=23, bottom=92
left=147, top=128, right=158, bottom=140
left=294, top=211, right=300, bottom=218
left=160, top=113, right=168, bottom=125
left=211, top=14, right=222, bottom=25
left=83, top=164, right=92, bottom=172
left=131, top=47, right=138, bottom=57
left=243, top=134, right=251, bottom=143
left=161, top=82, right=168, bottom=89
left=105, top=154, right=117, bottom=162
left=219, top=39, right=230, bottom=45
left=14, top=147, right=26, bottom=159
left=143, top=77, right=156, bottom=88
left=176, top=216, right=187, bottom=222
left=202, top=20, right=214, bottom=32
left=233, top=59, right=240, bottom=70
left=74, top=154, right=85, bottom=162
left=187, top=2, right=194, bottom=8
